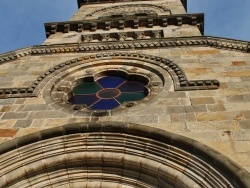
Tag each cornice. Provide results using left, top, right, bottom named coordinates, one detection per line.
left=24, top=36, right=250, bottom=55
left=44, top=13, right=204, bottom=37
left=0, top=47, right=32, bottom=64
left=1, top=35, right=248, bottom=99
left=77, top=0, right=166, bottom=8
left=0, top=36, right=249, bottom=66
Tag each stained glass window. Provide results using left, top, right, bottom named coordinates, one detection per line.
left=68, top=76, right=148, bottom=110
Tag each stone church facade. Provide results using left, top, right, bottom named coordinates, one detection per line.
left=0, top=0, right=250, bottom=187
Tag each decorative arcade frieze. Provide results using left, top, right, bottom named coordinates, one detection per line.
left=44, top=14, right=204, bottom=37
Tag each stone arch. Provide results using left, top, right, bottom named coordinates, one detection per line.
left=86, top=4, right=171, bottom=18
left=34, top=52, right=219, bottom=97
left=0, top=122, right=249, bottom=187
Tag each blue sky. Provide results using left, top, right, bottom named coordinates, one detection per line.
left=0, top=0, right=249, bottom=54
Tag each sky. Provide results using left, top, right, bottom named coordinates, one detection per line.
left=0, top=0, right=250, bottom=54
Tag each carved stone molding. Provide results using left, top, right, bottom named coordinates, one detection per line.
left=86, top=4, right=171, bottom=17
left=36, top=36, right=250, bottom=54
left=44, top=13, right=204, bottom=37
left=0, top=36, right=249, bottom=66
left=0, top=52, right=219, bottom=99
left=0, top=47, right=32, bottom=64
left=82, top=30, right=164, bottom=42
left=0, top=122, right=249, bottom=187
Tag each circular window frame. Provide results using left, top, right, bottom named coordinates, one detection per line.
left=40, top=52, right=179, bottom=116
left=65, top=70, right=151, bottom=111
left=49, top=67, right=165, bottom=116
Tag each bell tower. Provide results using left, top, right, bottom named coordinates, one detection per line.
left=44, top=0, right=203, bottom=45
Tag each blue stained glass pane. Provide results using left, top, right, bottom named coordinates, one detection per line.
left=118, top=81, right=145, bottom=92
left=97, top=76, right=125, bottom=88
left=91, top=99, right=120, bottom=110
left=69, top=94, right=99, bottom=106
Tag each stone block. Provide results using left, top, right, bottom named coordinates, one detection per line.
left=0, top=120, right=16, bottom=128
left=22, top=104, right=51, bottom=111
left=186, top=120, right=239, bottom=131
left=0, top=129, right=18, bottom=137
left=232, top=130, right=250, bottom=141
left=153, top=122, right=186, bottom=133
left=231, top=61, right=246, bottom=66
left=196, top=112, right=227, bottom=122
left=14, top=119, right=33, bottom=128
left=170, top=113, right=196, bottom=122
left=167, top=106, right=186, bottom=113
left=0, top=99, right=16, bottom=105
left=186, top=49, right=220, bottom=55
left=27, top=111, right=68, bottom=119
left=0, top=106, right=18, bottom=112
left=185, top=105, right=207, bottom=113
left=233, top=141, right=250, bottom=153
left=1, top=112, right=28, bottom=120
left=167, top=91, right=186, bottom=98
left=123, top=115, right=159, bottom=124
left=227, top=95, right=245, bottom=102
left=207, top=104, right=226, bottom=112
left=181, top=131, right=221, bottom=142
left=191, top=97, right=215, bottom=105
left=243, top=111, right=250, bottom=119
left=239, top=120, right=250, bottom=129
left=224, top=102, right=250, bottom=111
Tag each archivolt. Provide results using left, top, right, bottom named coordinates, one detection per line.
left=0, top=122, right=249, bottom=188
left=86, top=4, right=171, bottom=17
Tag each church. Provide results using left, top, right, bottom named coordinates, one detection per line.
left=0, top=0, right=250, bottom=187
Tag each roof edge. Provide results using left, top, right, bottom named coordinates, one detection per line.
left=181, top=0, right=187, bottom=11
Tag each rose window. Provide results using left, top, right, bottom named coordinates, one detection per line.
left=68, top=76, right=148, bottom=110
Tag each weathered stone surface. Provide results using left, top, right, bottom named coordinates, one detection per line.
left=22, top=104, right=51, bottom=111
left=191, top=97, right=215, bottom=105
left=1, top=112, right=28, bottom=120
left=239, top=120, right=250, bottom=129
left=0, top=0, right=250, bottom=181
left=14, top=119, right=33, bottom=128
left=27, top=111, right=68, bottom=119
left=0, top=129, right=18, bottom=137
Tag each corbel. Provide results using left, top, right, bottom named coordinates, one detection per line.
left=134, top=20, right=139, bottom=29
left=104, top=22, right=110, bottom=31
left=176, top=17, right=182, bottom=26
left=91, top=23, right=97, bottom=32
left=162, top=18, right=168, bottom=27
left=78, top=24, right=83, bottom=32
left=64, top=24, right=70, bottom=33
left=51, top=25, right=57, bottom=34
left=191, top=16, right=197, bottom=25
left=148, top=19, right=153, bottom=28
left=118, top=20, right=125, bottom=30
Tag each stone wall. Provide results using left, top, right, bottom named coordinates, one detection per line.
left=71, top=0, right=186, bottom=21
left=0, top=46, right=249, bottom=173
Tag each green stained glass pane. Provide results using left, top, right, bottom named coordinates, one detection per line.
left=116, top=92, right=147, bottom=104
left=73, top=82, right=102, bottom=94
